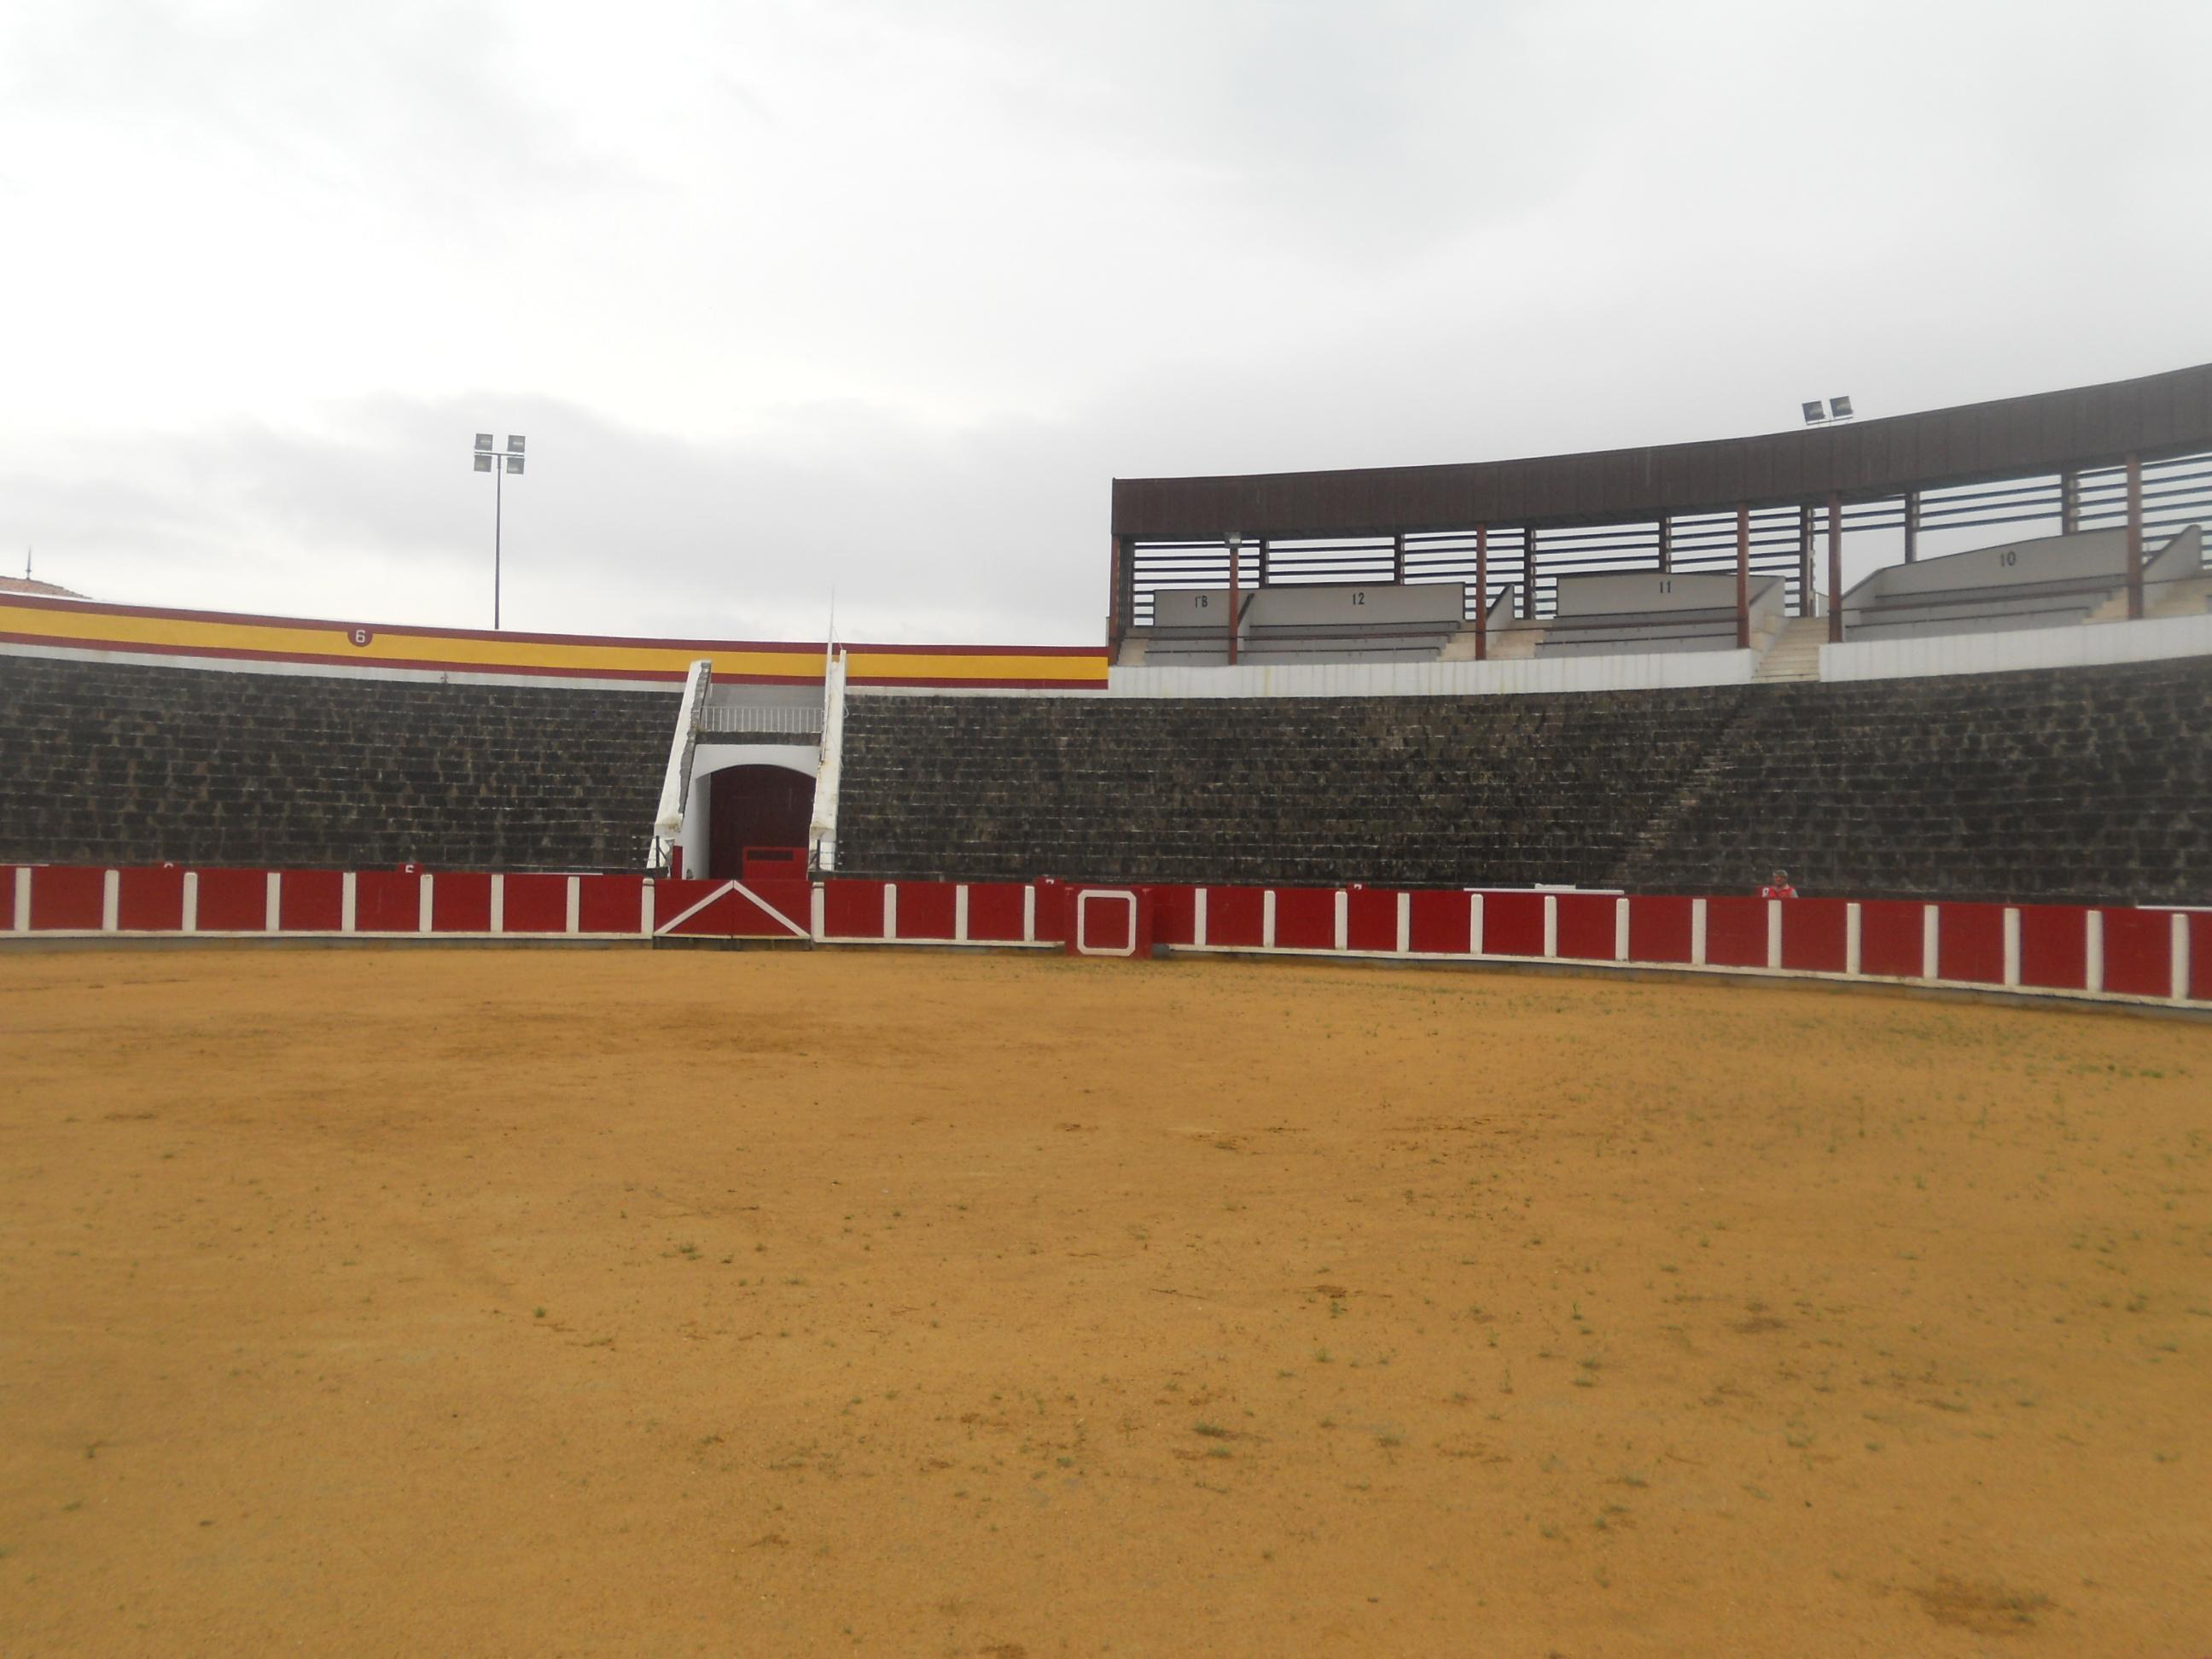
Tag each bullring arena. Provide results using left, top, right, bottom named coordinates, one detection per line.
left=5, top=364, right=2212, bottom=1654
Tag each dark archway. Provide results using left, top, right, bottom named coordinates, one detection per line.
left=707, top=764, right=814, bottom=879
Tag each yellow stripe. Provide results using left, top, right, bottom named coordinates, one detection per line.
left=0, top=599, right=1108, bottom=685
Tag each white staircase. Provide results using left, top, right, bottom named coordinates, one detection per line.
left=1752, top=615, right=1827, bottom=682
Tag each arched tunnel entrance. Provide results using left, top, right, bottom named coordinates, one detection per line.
left=706, top=763, right=814, bottom=880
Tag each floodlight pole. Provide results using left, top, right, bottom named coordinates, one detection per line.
left=472, top=434, right=527, bottom=629
left=493, top=459, right=505, bottom=631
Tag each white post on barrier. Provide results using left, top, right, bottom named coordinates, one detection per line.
left=1845, top=903, right=1862, bottom=976
left=1470, top=892, right=1484, bottom=956
left=420, top=874, right=436, bottom=934
left=1262, top=890, right=1277, bottom=949
left=2003, top=909, right=2021, bottom=987
left=812, top=883, right=827, bottom=943
left=1921, top=906, right=1940, bottom=980
left=566, top=876, right=581, bottom=936
left=102, top=870, right=119, bottom=933
left=1333, top=890, right=1348, bottom=952
left=883, top=884, right=898, bottom=942
left=2085, top=910, right=2104, bottom=993
left=1022, top=885, right=1036, bottom=945
left=265, top=871, right=282, bottom=933
left=1194, top=888, right=1209, bottom=948
left=341, top=871, right=358, bottom=934
left=1765, top=899, right=1781, bottom=969
left=1396, top=890, right=1411, bottom=956
left=2173, top=911, right=2190, bottom=1002
left=183, top=871, right=200, bottom=934
left=12, top=866, right=28, bottom=933
left=639, top=881, right=654, bottom=937
left=1691, top=899, right=1708, bottom=966
left=955, top=885, right=970, bottom=944
left=1542, top=894, right=1557, bottom=958
left=1614, top=897, right=1629, bottom=962
left=490, top=874, right=505, bottom=935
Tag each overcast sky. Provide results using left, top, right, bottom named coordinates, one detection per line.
left=4, top=0, right=2207, bottom=643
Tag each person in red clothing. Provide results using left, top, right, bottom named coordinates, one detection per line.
left=1759, top=868, right=1798, bottom=899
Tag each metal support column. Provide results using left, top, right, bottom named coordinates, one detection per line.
left=1903, top=489, right=1919, bottom=563
left=2126, top=456, right=2144, bottom=620
left=1391, top=532, right=1406, bottom=585
left=1797, top=504, right=1814, bottom=618
left=1656, top=515, right=1672, bottom=575
left=1227, top=538, right=1241, bottom=664
left=1826, top=492, right=1844, bottom=643
left=1524, top=527, right=1537, bottom=620
left=2060, top=470, right=2080, bottom=535
left=1735, top=506, right=1750, bottom=649
left=1475, top=525, right=1488, bottom=661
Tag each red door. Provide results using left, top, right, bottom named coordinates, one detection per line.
left=707, top=765, right=814, bottom=879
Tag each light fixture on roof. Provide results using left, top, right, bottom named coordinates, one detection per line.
left=1802, top=400, right=1827, bottom=425
left=1829, top=394, right=1854, bottom=420
left=469, top=432, right=530, bottom=628
left=1802, top=396, right=1856, bottom=426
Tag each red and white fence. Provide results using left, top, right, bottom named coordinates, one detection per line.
left=4, top=864, right=2206, bottom=1010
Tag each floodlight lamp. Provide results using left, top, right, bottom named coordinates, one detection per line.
left=506, top=435, right=527, bottom=454
left=474, top=453, right=493, bottom=472
left=505, top=455, right=525, bottom=474
left=474, top=433, right=494, bottom=451
left=1829, top=395, right=1854, bottom=420
left=1802, top=401, right=1827, bottom=424
left=1226, top=531, right=1243, bottom=551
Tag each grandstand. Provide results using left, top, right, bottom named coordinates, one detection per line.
left=3, top=360, right=2209, bottom=1003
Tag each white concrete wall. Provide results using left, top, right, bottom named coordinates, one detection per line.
left=1109, top=648, right=1758, bottom=699
left=1820, top=610, right=2212, bottom=682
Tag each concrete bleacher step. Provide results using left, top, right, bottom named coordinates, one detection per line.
left=1435, top=620, right=1546, bottom=661
left=2082, top=573, right=2212, bottom=624
left=1751, top=616, right=1827, bottom=682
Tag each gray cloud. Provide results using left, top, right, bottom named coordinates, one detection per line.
left=2, top=0, right=2207, bottom=645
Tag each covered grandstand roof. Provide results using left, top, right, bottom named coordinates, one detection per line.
left=1111, top=362, right=2212, bottom=540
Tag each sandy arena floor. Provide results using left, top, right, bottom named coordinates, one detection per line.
left=2, top=946, right=2208, bottom=1656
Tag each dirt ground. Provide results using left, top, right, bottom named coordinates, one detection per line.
left=2, top=946, right=2208, bottom=1656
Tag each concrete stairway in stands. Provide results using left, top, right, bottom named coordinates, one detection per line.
left=1752, top=616, right=1827, bottom=682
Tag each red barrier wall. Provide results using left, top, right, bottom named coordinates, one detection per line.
left=824, top=880, right=888, bottom=940
left=577, top=875, right=644, bottom=936
left=2101, top=908, right=2172, bottom=998
left=894, top=882, right=959, bottom=941
left=1704, top=896, right=1768, bottom=969
left=504, top=874, right=570, bottom=934
left=195, top=868, right=269, bottom=932
left=1346, top=888, right=1399, bottom=954
left=1274, top=888, right=1336, bottom=951
left=352, top=870, right=421, bottom=934
left=433, top=871, right=494, bottom=933
left=1482, top=892, right=1545, bottom=957
left=5, top=863, right=2204, bottom=1010
left=1779, top=899, right=1849, bottom=974
left=1937, top=902, right=2006, bottom=986
left=1554, top=894, right=1616, bottom=962
left=1150, top=883, right=1196, bottom=947
left=32, top=865, right=104, bottom=930
left=1627, top=895, right=1694, bottom=965
left=1207, top=887, right=1266, bottom=949
left=965, top=882, right=1030, bottom=945
left=2017, top=907, right=2087, bottom=992
left=117, top=867, right=185, bottom=932
left=1408, top=889, right=1471, bottom=955
left=278, top=870, right=345, bottom=932
left=1860, top=900, right=1925, bottom=979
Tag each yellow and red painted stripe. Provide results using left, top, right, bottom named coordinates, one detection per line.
left=0, top=593, right=1109, bottom=690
